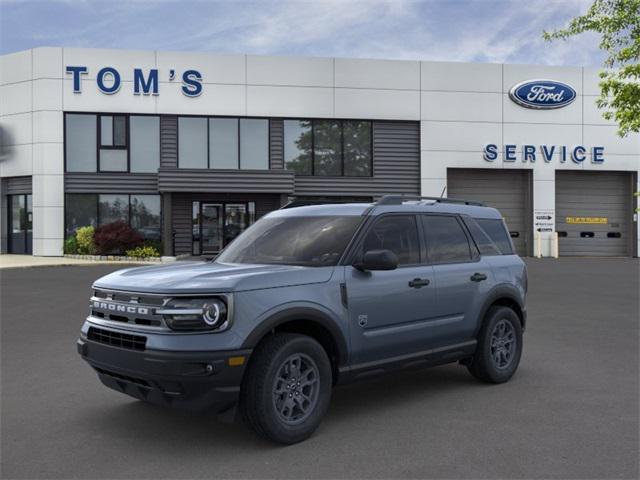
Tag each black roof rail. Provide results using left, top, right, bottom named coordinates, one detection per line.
left=280, top=199, right=370, bottom=209
left=375, top=195, right=485, bottom=207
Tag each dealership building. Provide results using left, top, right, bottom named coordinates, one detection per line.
left=0, top=47, right=638, bottom=258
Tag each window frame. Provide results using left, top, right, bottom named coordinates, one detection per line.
left=64, top=112, right=160, bottom=174
left=420, top=213, right=480, bottom=266
left=284, top=118, right=373, bottom=177
left=177, top=115, right=271, bottom=170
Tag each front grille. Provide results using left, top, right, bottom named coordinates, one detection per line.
left=90, top=288, right=167, bottom=329
left=88, top=326, right=147, bottom=351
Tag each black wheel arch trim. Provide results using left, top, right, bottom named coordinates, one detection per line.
left=241, top=307, right=349, bottom=367
left=476, top=284, right=526, bottom=335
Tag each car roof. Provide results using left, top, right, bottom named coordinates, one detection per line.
left=268, top=201, right=503, bottom=220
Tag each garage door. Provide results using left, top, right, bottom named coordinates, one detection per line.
left=556, top=171, right=633, bottom=257
left=447, top=169, right=532, bottom=256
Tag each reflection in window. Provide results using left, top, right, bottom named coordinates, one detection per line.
left=98, top=195, right=130, bottom=225
left=65, top=114, right=97, bottom=172
left=240, top=119, right=269, bottom=170
left=313, top=120, right=341, bottom=176
left=131, top=195, right=161, bottom=241
left=362, top=215, right=420, bottom=265
left=284, top=120, right=312, bottom=174
left=65, top=194, right=98, bottom=236
left=343, top=121, right=371, bottom=176
left=423, top=216, right=472, bottom=263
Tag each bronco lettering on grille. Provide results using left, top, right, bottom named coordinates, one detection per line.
left=92, top=300, right=149, bottom=315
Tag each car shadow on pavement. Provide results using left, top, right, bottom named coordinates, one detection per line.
left=77, top=363, right=491, bottom=449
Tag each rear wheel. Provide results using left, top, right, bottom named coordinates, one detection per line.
left=467, top=306, right=523, bottom=383
left=240, top=333, right=332, bottom=444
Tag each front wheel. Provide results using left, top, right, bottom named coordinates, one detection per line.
left=240, top=333, right=332, bottom=444
left=467, top=306, right=523, bottom=383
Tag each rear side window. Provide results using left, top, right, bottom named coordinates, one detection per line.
left=463, top=217, right=502, bottom=256
left=476, top=218, right=514, bottom=255
left=361, top=215, right=420, bottom=265
left=423, top=215, right=472, bottom=264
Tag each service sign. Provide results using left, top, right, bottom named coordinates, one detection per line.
left=566, top=217, right=608, bottom=224
left=509, top=79, right=577, bottom=109
left=534, top=209, right=555, bottom=233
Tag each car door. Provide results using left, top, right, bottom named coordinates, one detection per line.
left=345, top=214, right=437, bottom=365
left=421, top=214, right=494, bottom=345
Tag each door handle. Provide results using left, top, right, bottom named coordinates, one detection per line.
left=470, top=272, right=488, bottom=282
left=409, top=278, right=430, bottom=288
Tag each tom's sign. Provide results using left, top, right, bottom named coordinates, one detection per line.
left=65, top=66, right=203, bottom=97
left=509, top=79, right=576, bottom=109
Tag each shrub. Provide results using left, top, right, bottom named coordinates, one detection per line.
left=93, top=221, right=143, bottom=255
left=76, top=226, right=96, bottom=255
left=125, top=245, right=160, bottom=258
left=64, top=235, right=78, bottom=254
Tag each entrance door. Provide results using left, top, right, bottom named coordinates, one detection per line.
left=8, top=194, right=32, bottom=254
left=224, top=204, right=248, bottom=246
left=201, top=203, right=223, bottom=255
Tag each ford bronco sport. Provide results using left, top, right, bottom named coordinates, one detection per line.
left=78, top=195, right=527, bottom=444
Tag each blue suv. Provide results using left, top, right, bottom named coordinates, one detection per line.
left=78, top=195, right=527, bottom=444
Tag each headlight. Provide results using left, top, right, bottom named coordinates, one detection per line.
left=158, top=297, right=229, bottom=331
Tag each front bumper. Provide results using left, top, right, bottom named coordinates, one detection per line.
left=77, top=335, right=252, bottom=413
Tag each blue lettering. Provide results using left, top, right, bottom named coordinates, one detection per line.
left=572, top=146, right=586, bottom=163
left=523, top=145, right=536, bottom=162
left=560, top=146, right=567, bottom=163
left=182, top=69, right=203, bottom=97
left=134, top=68, right=158, bottom=95
left=483, top=144, right=498, bottom=162
left=592, top=146, right=605, bottom=163
left=65, top=66, right=87, bottom=93
left=504, top=144, right=517, bottom=162
left=97, top=67, right=121, bottom=95
left=541, top=145, right=555, bottom=162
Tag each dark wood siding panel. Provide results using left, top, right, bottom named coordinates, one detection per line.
left=160, top=115, right=178, bottom=169
left=171, top=193, right=282, bottom=256
left=5, top=176, right=32, bottom=195
left=270, top=119, right=284, bottom=169
left=65, top=173, right=158, bottom=193
left=293, top=121, right=420, bottom=198
left=158, top=168, right=294, bottom=194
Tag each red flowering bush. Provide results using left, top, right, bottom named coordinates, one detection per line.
left=93, top=221, right=143, bottom=255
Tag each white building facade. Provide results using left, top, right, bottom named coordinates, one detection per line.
left=1, top=47, right=638, bottom=257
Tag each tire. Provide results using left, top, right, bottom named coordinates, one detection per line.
left=467, top=306, right=523, bottom=384
left=240, top=333, right=332, bottom=444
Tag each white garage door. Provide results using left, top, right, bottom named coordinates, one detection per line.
left=555, top=171, right=634, bottom=257
left=447, top=169, right=532, bottom=256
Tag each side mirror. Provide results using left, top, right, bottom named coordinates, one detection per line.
left=353, top=249, right=398, bottom=271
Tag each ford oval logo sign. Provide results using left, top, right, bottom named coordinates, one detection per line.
left=509, top=79, right=577, bottom=109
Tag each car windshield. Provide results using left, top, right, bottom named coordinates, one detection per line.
left=216, top=215, right=362, bottom=267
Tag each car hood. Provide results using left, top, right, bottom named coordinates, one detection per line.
left=92, top=261, right=335, bottom=294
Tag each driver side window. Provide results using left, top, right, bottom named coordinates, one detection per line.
left=361, top=215, right=420, bottom=265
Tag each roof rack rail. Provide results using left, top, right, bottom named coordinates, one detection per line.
left=375, top=195, right=485, bottom=207
left=280, top=199, right=366, bottom=209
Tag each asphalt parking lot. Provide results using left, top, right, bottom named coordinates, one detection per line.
left=1, top=259, right=638, bottom=479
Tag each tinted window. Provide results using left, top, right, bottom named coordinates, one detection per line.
left=178, top=117, right=207, bottom=168
left=210, top=118, right=238, bottom=169
left=463, top=217, right=501, bottom=256
left=98, top=195, right=129, bottom=225
left=423, top=215, right=472, bottom=263
left=343, top=121, right=371, bottom=176
left=66, top=114, right=97, bottom=172
left=362, top=215, right=420, bottom=265
left=284, top=120, right=312, bottom=174
left=65, top=194, right=97, bottom=236
left=130, top=116, right=160, bottom=173
left=313, top=120, right=341, bottom=176
left=131, top=195, right=161, bottom=241
left=240, top=119, right=268, bottom=169
left=99, top=149, right=127, bottom=171
left=217, top=216, right=361, bottom=267
left=476, top=218, right=514, bottom=254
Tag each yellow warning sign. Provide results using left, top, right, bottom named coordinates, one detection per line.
left=565, top=217, right=608, bottom=224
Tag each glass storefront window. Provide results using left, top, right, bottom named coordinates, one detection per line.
left=240, top=119, right=269, bottom=170
left=99, top=149, right=127, bottom=171
left=65, top=114, right=97, bottom=172
left=210, top=118, right=239, bottom=169
left=284, top=120, right=312, bottom=175
left=130, top=195, right=161, bottom=241
left=65, top=194, right=98, bottom=236
left=313, top=120, right=341, bottom=176
left=343, top=121, right=371, bottom=176
left=98, top=195, right=130, bottom=225
left=130, top=116, right=160, bottom=173
left=178, top=117, right=208, bottom=168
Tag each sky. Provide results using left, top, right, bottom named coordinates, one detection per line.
left=0, top=0, right=605, bottom=66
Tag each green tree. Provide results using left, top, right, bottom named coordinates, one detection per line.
left=543, top=0, right=640, bottom=136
